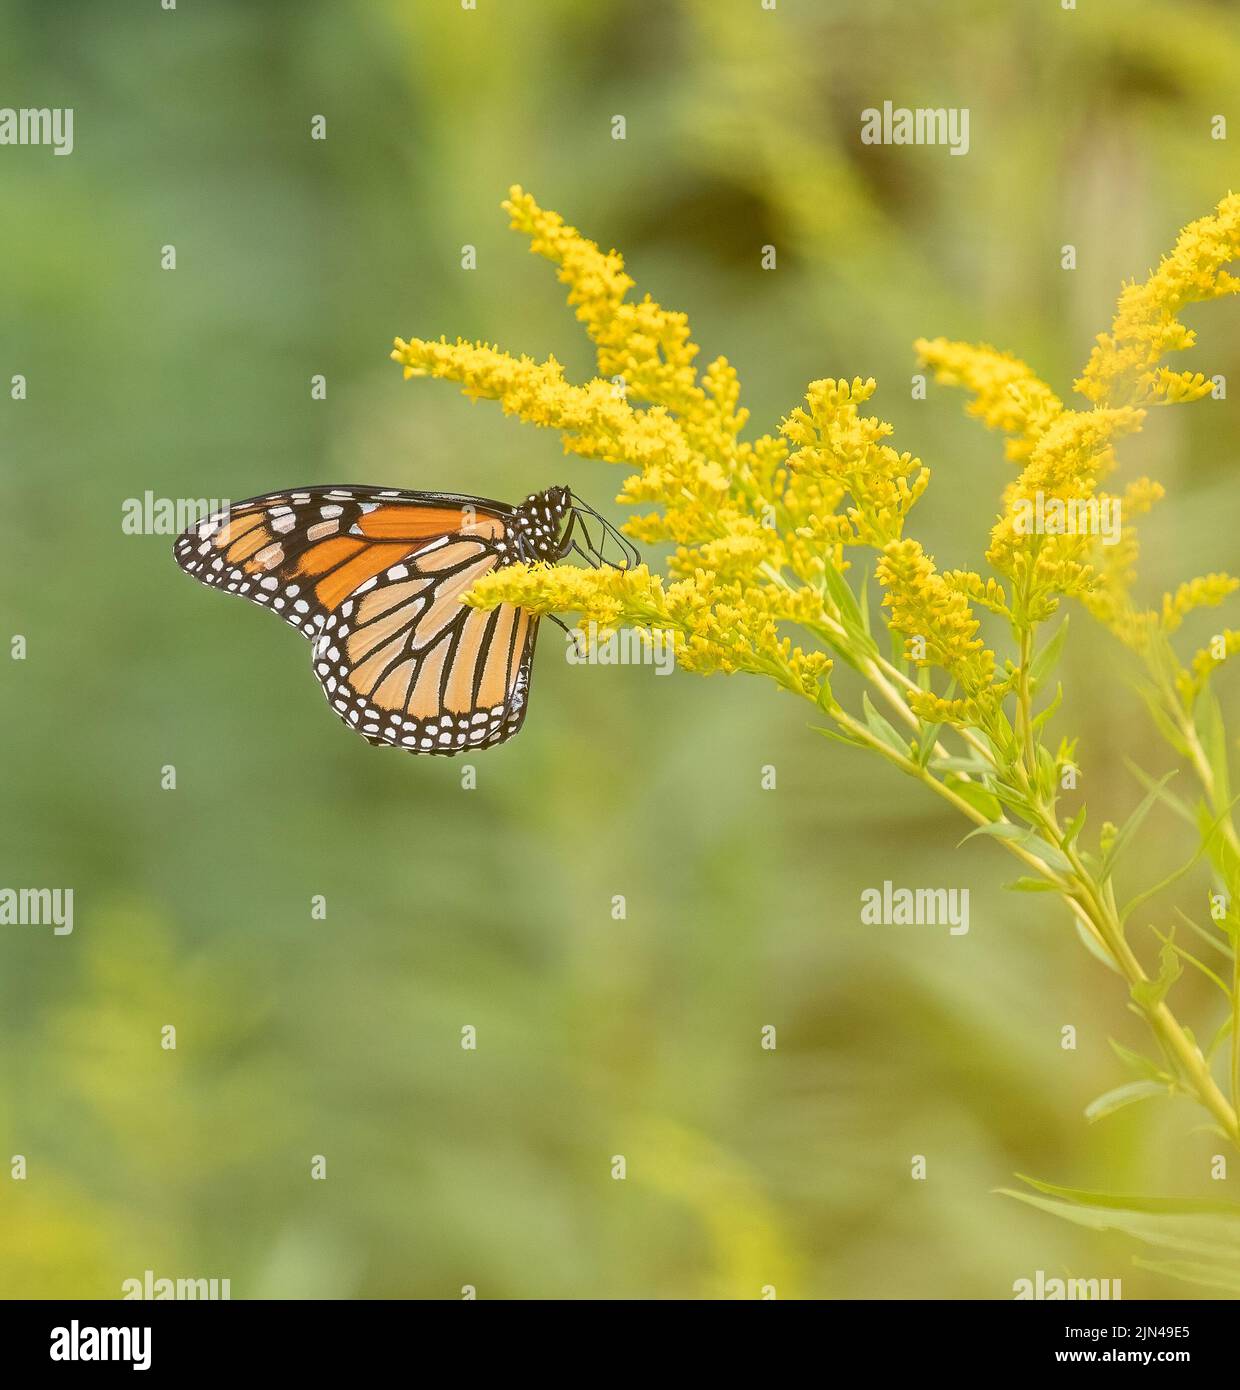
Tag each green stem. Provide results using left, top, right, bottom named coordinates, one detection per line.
left=824, top=661, right=1240, bottom=1149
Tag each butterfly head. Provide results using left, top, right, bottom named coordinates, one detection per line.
left=506, top=485, right=640, bottom=571
left=507, top=487, right=573, bottom=564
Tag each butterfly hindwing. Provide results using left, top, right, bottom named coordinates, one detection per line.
left=313, top=537, right=538, bottom=753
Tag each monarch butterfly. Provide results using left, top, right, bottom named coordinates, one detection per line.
left=172, top=484, right=638, bottom=755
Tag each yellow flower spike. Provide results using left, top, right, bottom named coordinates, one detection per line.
left=397, top=191, right=881, bottom=674
left=1009, top=405, right=1145, bottom=501
left=943, top=571, right=1010, bottom=619
left=390, top=335, right=699, bottom=487
left=876, top=539, right=998, bottom=708
left=1076, top=478, right=1166, bottom=645
left=1161, top=575, right=1240, bottom=633
left=465, top=558, right=830, bottom=696
left=503, top=185, right=743, bottom=457
left=1154, top=369, right=1217, bottom=406
left=915, top=337, right=1063, bottom=461
left=1076, top=191, right=1240, bottom=407
left=1179, top=630, right=1240, bottom=703
left=918, top=199, right=1238, bottom=647
left=982, top=404, right=1146, bottom=614
left=780, top=377, right=928, bottom=547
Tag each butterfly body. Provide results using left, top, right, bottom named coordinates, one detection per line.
left=173, top=483, right=595, bottom=754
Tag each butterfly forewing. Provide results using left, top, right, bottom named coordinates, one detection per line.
left=173, top=486, right=508, bottom=637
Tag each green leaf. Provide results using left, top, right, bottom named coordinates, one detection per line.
left=1100, top=771, right=1177, bottom=878
left=889, top=624, right=909, bottom=673
left=915, top=715, right=943, bottom=769
left=821, top=555, right=878, bottom=667
left=1198, top=686, right=1233, bottom=811
left=930, top=756, right=991, bottom=774
left=1131, top=1256, right=1240, bottom=1296
left=1029, top=616, right=1069, bottom=692
left=1194, top=797, right=1240, bottom=893
left=958, top=820, right=1033, bottom=848
left=943, top=772, right=1003, bottom=823
left=989, top=707, right=1016, bottom=754
left=1024, top=835, right=1075, bottom=876
left=1030, top=682, right=1063, bottom=736
left=999, top=1176, right=1240, bottom=1287
left=1172, top=906, right=1234, bottom=960
left=1149, top=928, right=1232, bottom=998
left=821, top=553, right=863, bottom=628
left=861, top=693, right=911, bottom=758
left=1033, top=742, right=1058, bottom=800
left=1124, top=757, right=1195, bottom=828
left=988, top=781, right=1039, bottom=819
left=1004, top=876, right=1060, bottom=892
left=1083, top=1080, right=1168, bottom=1123
left=1076, top=919, right=1121, bottom=973
left=1062, top=804, right=1087, bottom=849
left=1009, top=1173, right=1240, bottom=1218
left=1109, top=1038, right=1171, bottom=1082
left=1206, top=1014, right=1234, bottom=1062
left=813, top=725, right=865, bottom=749
left=1134, top=681, right=1191, bottom=758
left=1131, top=936, right=1183, bottom=1011
left=958, top=820, right=1073, bottom=875
left=1120, top=822, right=1215, bottom=923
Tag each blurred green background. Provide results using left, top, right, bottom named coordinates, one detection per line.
left=2, top=0, right=1239, bottom=1299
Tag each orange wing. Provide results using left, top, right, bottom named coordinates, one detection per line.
left=174, top=486, right=538, bottom=754
left=311, top=536, right=539, bottom=753
left=173, top=486, right=508, bottom=636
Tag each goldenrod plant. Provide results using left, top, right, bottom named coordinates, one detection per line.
left=393, top=189, right=1240, bottom=1291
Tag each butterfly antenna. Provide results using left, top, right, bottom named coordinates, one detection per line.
left=568, top=493, right=641, bottom=570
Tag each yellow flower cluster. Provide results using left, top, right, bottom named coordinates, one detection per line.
left=393, top=186, right=846, bottom=694
left=876, top=539, right=1001, bottom=724
left=1077, top=478, right=1164, bottom=648
left=780, top=377, right=928, bottom=548
left=466, top=560, right=830, bottom=696
left=1076, top=193, right=1240, bottom=407
left=914, top=339, right=1062, bottom=463
left=1161, top=575, right=1240, bottom=633
left=391, top=186, right=1239, bottom=739
left=505, top=188, right=723, bottom=428
left=919, top=193, right=1240, bottom=688
left=1179, top=629, right=1240, bottom=703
